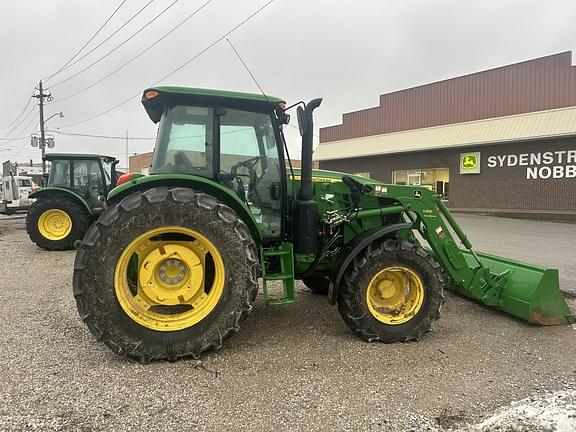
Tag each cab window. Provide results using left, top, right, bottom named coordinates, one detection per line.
left=48, top=160, right=71, bottom=188
left=152, top=106, right=213, bottom=177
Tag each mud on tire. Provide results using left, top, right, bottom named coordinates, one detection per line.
left=338, top=238, right=444, bottom=343
left=73, top=187, right=260, bottom=362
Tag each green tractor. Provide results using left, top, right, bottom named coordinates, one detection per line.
left=26, top=153, right=118, bottom=250
left=73, top=87, right=574, bottom=362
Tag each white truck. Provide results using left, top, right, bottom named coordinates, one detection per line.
left=0, top=174, right=35, bottom=214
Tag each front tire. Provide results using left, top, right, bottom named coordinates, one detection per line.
left=338, top=239, right=444, bottom=342
left=73, top=187, right=259, bottom=362
left=26, top=197, right=90, bottom=250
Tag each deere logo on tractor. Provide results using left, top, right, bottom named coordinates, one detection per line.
left=72, top=87, right=574, bottom=363
left=460, top=152, right=481, bottom=174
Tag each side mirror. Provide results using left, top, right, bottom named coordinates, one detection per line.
left=277, top=111, right=290, bottom=125
left=297, top=106, right=307, bottom=137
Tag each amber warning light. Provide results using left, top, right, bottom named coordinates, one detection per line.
left=116, top=173, right=134, bottom=186
left=144, top=90, right=159, bottom=100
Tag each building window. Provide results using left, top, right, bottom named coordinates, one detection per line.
left=353, top=171, right=371, bottom=178
left=393, top=170, right=407, bottom=185
left=392, top=168, right=449, bottom=198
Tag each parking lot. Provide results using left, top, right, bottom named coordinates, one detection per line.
left=0, top=213, right=575, bottom=431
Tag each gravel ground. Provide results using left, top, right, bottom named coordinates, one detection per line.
left=0, top=213, right=575, bottom=431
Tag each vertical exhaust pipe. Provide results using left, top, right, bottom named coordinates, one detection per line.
left=294, top=98, right=322, bottom=255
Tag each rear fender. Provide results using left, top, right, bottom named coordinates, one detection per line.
left=29, top=187, right=94, bottom=216
left=107, top=175, right=262, bottom=244
left=329, top=223, right=412, bottom=305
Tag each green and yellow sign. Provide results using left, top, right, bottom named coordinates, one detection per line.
left=460, top=152, right=481, bottom=174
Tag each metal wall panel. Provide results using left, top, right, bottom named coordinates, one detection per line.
left=320, top=52, right=576, bottom=143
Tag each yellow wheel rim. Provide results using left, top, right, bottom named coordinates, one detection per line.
left=37, top=209, right=72, bottom=241
left=114, top=226, right=225, bottom=332
left=366, top=266, right=425, bottom=325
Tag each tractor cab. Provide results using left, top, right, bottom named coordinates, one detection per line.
left=142, top=87, right=289, bottom=240
left=46, top=153, right=118, bottom=209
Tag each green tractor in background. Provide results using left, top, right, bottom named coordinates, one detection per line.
left=26, top=153, right=118, bottom=250
left=73, top=87, right=574, bottom=362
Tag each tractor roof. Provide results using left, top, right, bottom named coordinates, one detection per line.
left=44, top=153, right=116, bottom=162
left=141, top=86, right=285, bottom=123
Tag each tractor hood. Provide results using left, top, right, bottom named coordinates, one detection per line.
left=289, top=168, right=384, bottom=187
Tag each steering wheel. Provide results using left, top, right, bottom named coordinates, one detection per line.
left=224, top=156, right=260, bottom=202
left=230, top=156, right=260, bottom=172
left=228, top=156, right=260, bottom=184
left=87, top=176, right=102, bottom=191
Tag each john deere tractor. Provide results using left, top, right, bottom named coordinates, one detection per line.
left=26, top=153, right=118, bottom=250
left=73, top=87, right=574, bottom=362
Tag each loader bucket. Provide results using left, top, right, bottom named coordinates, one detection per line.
left=458, top=250, right=575, bottom=325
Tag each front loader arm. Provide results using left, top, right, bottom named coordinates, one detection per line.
left=397, top=190, right=505, bottom=306
left=390, top=187, right=573, bottom=325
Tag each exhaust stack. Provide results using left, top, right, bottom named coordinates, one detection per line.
left=294, top=98, right=322, bottom=255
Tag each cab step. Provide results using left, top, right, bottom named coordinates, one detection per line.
left=261, top=242, right=295, bottom=305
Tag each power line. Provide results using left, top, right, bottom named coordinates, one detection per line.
left=43, top=0, right=128, bottom=82
left=60, top=0, right=277, bottom=129
left=49, top=126, right=250, bottom=142
left=46, top=0, right=155, bottom=84
left=57, top=0, right=215, bottom=102
left=48, top=129, right=155, bottom=140
left=154, top=0, right=276, bottom=84
left=0, top=94, right=33, bottom=131
left=3, top=116, right=41, bottom=156
left=0, top=105, right=36, bottom=140
left=49, top=0, right=178, bottom=89
left=0, top=135, right=34, bottom=141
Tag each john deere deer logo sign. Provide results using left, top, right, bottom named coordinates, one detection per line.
left=460, top=152, right=481, bottom=174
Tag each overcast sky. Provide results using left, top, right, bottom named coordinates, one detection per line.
left=1, top=0, right=576, bottom=167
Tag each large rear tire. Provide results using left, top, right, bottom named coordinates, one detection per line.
left=338, top=239, right=444, bottom=342
left=73, top=187, right=259, bottom=362
left=26, top=196, right=90, bottom=250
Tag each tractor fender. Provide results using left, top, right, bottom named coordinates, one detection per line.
left=107, top=174, right=262, bottom=244
left=29, top=187, right=95, bottom=216
left=329, top=223, right=413, bottom=305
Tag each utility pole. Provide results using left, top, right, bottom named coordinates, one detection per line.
left=33, top=81, right=51, bottom=175
left=125, top=129, right=129, bottom=170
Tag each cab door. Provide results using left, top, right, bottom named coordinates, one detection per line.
left=72, top=159, right=105, bottom=208
left=218, top=109, right=283, bottom=240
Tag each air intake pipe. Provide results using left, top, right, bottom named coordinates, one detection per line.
left=294, top=98, right=322, bottom=255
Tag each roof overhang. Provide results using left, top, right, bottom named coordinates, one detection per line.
left=314, top=106, right=576, bottom=161
left=142, top=86, right=285, bottom=123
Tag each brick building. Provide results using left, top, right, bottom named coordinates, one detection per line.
left=315, top=52, right=576, bottom=220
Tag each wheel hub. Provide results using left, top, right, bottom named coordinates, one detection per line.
left=37, top=209, right=72, bottom=240
left=377, top=279, right=397, bottom=299
left=158, top=259, right=187, bottom=285
left=366, top=266, right=425, bottom=325
left=114, top=226, right=225, bottom=331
